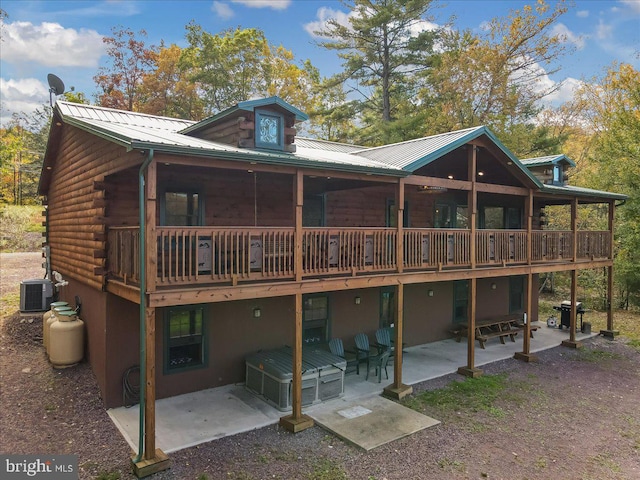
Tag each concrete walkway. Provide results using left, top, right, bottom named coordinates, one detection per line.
left=108, top=323, right=597, bottom=453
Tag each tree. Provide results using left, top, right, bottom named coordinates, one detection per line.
left=0, top=108, right=50, bottom=205
left=421, top=0, right=569, bottom=154
left=181, top=24, right=323, bottom=118
left=138, top=43, right=204, bottom=120
left=62, top=90, right=90, bottom=105
left=571, top=63, right=640, bottom=308
left=94, top=26, right=157, bottom=111
left=182, top=25, right=270, bottom=114
left=315, top=0, right=440, bottom=142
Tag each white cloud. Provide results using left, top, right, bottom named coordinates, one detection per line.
left=576, top=10, right=589, bottom=18
left=212, top=1, right=234, bottom=20
left=544, top=77, right=584, bottom=104
left=232, top=0, right=290, bottom=10
left=552, top=23, right=586, bottom=49
left=2, top=21, right=105, bottom=68
left=303, top=7, right=353, bottom=39
left=596, top=19, right=613, bottom=40
left=620, top=0, right=640, bottom=14
left=0, top=78, right=49, bottom=127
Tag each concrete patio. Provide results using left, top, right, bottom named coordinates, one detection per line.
left=108, top=323, right=597, bottom=453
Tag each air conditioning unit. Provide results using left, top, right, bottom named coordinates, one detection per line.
left=20, top=279, right=54, bottom=312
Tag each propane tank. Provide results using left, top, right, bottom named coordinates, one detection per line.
left=43, top=302, right=68, bottom=352
left=46, top=306, right=76, bottom=357
left=49, top=312, right=84, bottom=368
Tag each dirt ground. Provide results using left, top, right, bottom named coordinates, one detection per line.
left=1, top=253, right=639, bottom=480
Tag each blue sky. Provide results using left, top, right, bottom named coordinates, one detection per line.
left=1, top=0, right=639, bottom=127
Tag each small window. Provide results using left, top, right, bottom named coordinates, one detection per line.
left=483, top=206, right=505, bottom=229
left=302, top=295, right=329, bottom=345
left=163, top=191, right=201, bottom=226
left=453, top=280, right=469, bottom=324
left=509, top=276, right=525, bottom=313
left=553, top=165, right=561, bottom=184
left=165, top=306, right=207, bottom=373
left=255, top=110, right=284, bottom=150
left=303, top=194, right=325, bottom=227
left=380, top=287, right=395, bottom=329
left=386, top=199, right=409, bottom=228
left=435, top=203, right=467, bottom=228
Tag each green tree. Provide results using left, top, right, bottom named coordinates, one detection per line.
left=182, top=25, right=270, bottom=114
left=0, top=108, right=50, bottom=205
left=94, top=26, right=157, bottom=111
left=181, top=24, right=323, bottom=118
left=572, top=63, right=640, bottom=308
left=315, top=0, right=440, bottom=143
left=422, top=0, right=569, bottom=155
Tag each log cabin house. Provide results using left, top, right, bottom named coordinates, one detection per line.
left=39, top=97, right=625, bottom=471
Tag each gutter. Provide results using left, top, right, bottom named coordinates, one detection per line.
left=133, top=149, right=154, bottom=464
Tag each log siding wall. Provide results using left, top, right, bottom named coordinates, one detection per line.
left=46, top=126, right=143, bottom=290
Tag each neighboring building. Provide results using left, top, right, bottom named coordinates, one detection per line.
left=39, top=97, right=625, bottom=470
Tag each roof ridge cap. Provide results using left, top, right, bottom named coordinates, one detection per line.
left=357, top=125, right=484, bottom=152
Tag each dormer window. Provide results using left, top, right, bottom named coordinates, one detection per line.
left=255, top=109, right=284, bottom=151
left=553, top=165, right=561, bottom=185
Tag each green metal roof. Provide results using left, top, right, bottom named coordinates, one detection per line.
left=179, top=96, right=309, bottom=135
left=521, top=154, right=576, bottom=168
left=353, top=125, right=542, bottom=188
left=52, top=101, right=403, bottom=176
left=540, top=183, right=627, bottom=201
left=46, top=101, right=627, bottom=204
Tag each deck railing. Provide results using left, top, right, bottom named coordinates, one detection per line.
left=106, top=227, right=612, bottom=287
left=107, top=227, right=140, bottom=284
left=302, top=228, right=396, bottom=275
left=404, top=229, right=470, bottom=268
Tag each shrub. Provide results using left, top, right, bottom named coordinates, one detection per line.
left=0, top=205, right=43, bottom=252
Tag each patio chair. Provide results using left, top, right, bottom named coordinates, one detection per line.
left=375, top=349, right=391, bottom=383
left=375, top=328, right=393, bottom=352
left=354, top=333, right=384, bottom=380
left=376, top=327, right=406, bottom=357
left=328, top=338, right=360, bottom=375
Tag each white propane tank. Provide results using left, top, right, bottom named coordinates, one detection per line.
left=46, top=306, right=76, bottom=356
left=43, top=302, right=68, bottom=352
left=49, top=312, right=84, bottom=368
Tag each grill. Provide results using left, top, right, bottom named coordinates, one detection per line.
left=245, top=346, right=346, bottom=411
left=553, top=301, right=586, bottom=330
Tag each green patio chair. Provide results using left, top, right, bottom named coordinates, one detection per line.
left=328, top=338, right=359, bottom=375
left=354, top=333, right=384, bottom=380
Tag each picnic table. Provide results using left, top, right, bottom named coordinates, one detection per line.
left=451, top=314, right=537, bottom=349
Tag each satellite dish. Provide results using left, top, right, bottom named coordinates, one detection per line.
left=47, top=73, right=65, bottom=106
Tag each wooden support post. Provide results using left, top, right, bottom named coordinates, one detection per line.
left=562, top=269, right=582, bottom=349
left=458, top=277, right=482, bottom=377
left=515, top=273, right=537, bottom=362
left=279, top=293, right=313, bottom=432
left=132, top=306, right=170, bottom=477
left=396, top=179, right=405, bottom=274
left=132, top=158, right=168, bottom=478
left=601, top=201, right=618, bottom=337
left=526, top=190, right=533, bottom=265
left=383, top=283, right=412, bottom=400
left=145, top=161, right=157, bottom=292
left=468, top=145, right=477, bottom=269
left=294, top=171, right=303, bottom=282
left=143, top=306, right=156, bottom=459
left=571, top=198, right=578, bottom=262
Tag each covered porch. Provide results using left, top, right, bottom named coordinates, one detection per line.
left=108, top=323, right=597, bottom=453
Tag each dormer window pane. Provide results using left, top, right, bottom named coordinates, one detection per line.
left=255, top=110, right=284, bottom=150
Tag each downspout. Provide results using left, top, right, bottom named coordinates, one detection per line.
left=134, top=149, right=154, bottom=464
